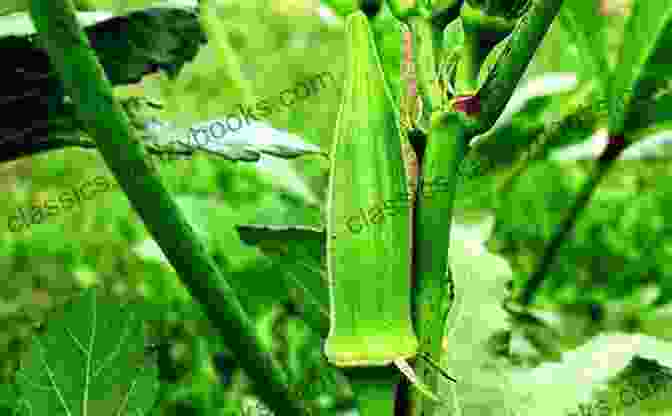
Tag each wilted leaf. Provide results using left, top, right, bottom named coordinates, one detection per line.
left=0, top=5, right=206, bottom=165
left=147, top=118, right=326, bottom=162
left=13, top=287, right=159, bottom=416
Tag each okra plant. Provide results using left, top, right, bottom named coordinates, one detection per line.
left=2, top=0, right=672, bottom=415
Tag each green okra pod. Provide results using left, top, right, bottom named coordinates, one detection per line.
left=325, top=10, right=419, bottom=368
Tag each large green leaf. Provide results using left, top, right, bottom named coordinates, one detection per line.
left=13, top=287, right=159, bottom=416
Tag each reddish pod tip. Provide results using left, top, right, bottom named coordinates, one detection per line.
left=452, top=95, right=481, bottom=116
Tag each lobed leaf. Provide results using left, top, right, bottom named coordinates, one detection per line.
left=13, top=287, right=159, bottom=416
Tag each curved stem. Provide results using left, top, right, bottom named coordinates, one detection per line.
left=27, top=2, right=313, bottom=415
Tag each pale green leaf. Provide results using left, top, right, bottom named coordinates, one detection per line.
left=438, top=214, right=517, bottom=416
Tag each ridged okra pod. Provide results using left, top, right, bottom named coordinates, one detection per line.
left=325, top=10, right=419, bottom=367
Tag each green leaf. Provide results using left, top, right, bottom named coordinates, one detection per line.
left=14, top=287, right=159, bottom=416
left=609, top=0, right=672, bottom=136
left=558, top=0, right=610, bottom=96
left=236, top=224, right=330, bottom=338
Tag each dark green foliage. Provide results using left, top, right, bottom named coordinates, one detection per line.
left=0, top=6, right=206, bottom=164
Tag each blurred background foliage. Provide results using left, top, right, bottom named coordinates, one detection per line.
left=0, top=0, right=670, bottom=414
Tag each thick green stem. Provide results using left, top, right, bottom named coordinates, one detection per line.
left=410, top=111, right=469, bottom=416
left=28, top=2, right=312, bottom=415
left=475, top=0, right=564, bottom=134
left=518, top=152, right=621, bottom=307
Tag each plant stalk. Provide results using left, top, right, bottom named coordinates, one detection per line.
left=475, top=0, right=564, bottom=134
left=409, top=110, right=469, bottom=416
left=28, top=1, right=313, bottom=415
left=518, top=141, right=626, bottom=306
